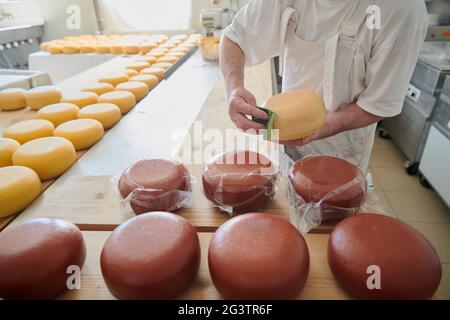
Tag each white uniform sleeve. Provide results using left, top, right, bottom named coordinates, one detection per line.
left=357, top=1, right=428, bottom=118
left=223, top=0, right=288, bottom=66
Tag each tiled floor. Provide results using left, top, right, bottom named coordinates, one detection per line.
left=368, top=131, right=450, bottom=298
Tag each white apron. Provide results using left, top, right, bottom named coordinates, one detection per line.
left=279, top=0, right=376, bottom=173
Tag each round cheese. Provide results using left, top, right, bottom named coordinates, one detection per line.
left=167, top=39, right=182, bottom=45
left=101, top=212, right=200, bottom=299
left=168, top=51, right=186, bottom=58
left=139, top=43, right=156, bottom=54
left=54, top=119, right=104, bottom=151
left=98, top=91, right=136, bottom=114
left=25, top=86, right=62, bottom=110
left=40, top=42, right=51, bottom=52
left=3, top=119, right=55, bottom=144
left=118, top=159, right=191, bottom=214
left=265, top=89, right=326, bottom=141
left=158, top=56, right=178, bottom=63
left=0, top=138, right=20, bottom=168
left=0, top=166, right=41, bottom=218
left=178, top=42, right=196, bottom=49
left=62, top=43, right=80, bottom=54
left=126, top=61, right=150, bottom=72
left=328, top=214, right=442, bottom=300
left=135, top=55, right=157, bottom=65
left=96, top=43, right=111, bottom=54
left=124, top=69, right=139, bottom=77
left=151, top=47, right=169, bottom=53
left=152, top=62, right=173, bottom=70
left=159, top=42, right=176, bottom=49
left=48, top=44, right=63, bottom=54
left=115, top=81, right=149, bottom=102
left=202, top=150, right=276, bottom=215
left=141, top=67, right=165, bottom=80
left=12, top=137, right=76, bottom=180
left=129, top=74, right=159, bottom=90
left=123, top=45, right=140, bottom=55
left=146, top=51, right=165, bottom=59
left=78, top=103, right=121, bottom=129
left=110, top=44, right=124, bottom=55
left=209, top=213, right=310, bottom=299
left=79, top=44, right=96, bottom=53
left=99, top=73, right=130, bottom=87
left=0, top=88, right=27, bottom=111
left=171, top=46, right=190, bottom=53
left=0, top=218, right=86, bottom=299
left=61, top=92, right=98, bottom=109
left=171, top=34, right=188, bottom=41
left=82, top=82, right=114, bottom=96
left=36, top=103, right=80, bottom=127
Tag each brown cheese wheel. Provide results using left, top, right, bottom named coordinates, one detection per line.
left=202, top=150, right=276, bottom=215
left=101, top=212, right=200, bottom=299
left=289, top=156, right=366, bottom=221
left=118, top=159, right=191, bottom=214
left=0, top=218, right=86, bottom=299
left=328, top=214, right=442, bottom=300
left=209, top=213, right=309, bottom=299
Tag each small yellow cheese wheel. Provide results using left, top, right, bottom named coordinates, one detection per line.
left=0, top=166, right=41, bottom=218
left=127, top=61, right=150, bottom=72
left=99, top=73, right=130, bottom=87
left=135, top=56, right=157, bottom=65
left=124, top=45, right=140, bottom=55
left=159, top=42, right=176, bottom=49
left=168, top=51, right=186, bottom=58
left=124, top=69, right=139, bottom=77
left=139, top=43, right=157, bottom=54
left=54, top=119, right=104, bottom=151
left=3, top=119, right=55, bottom=144
left=110, top=44, right=124, bottom=55
left=146, top=51, right=165, bottom=59
left=171, top=34, right=188, bottom=41
left=171, top=46, right=190, bottom=53
left=62, top=43, right=80, bottom=54
left=130, top=74, right=159, bottom=90
left=96, top=44, right=111, bottom=54
left=40, top=42, right=51, bottom=52
left=179, top=43, right=196, bottom=49
left=82, top=82, right=115, bottom=96
left=265, top=89, right=326, bottom=141
left=115, top=81, right=149, bottom=102
left=25, top=86, right=62, bottom=110
left=141, top=67, right=165, bottom=80
left=12, top=137, right=76, bottom=180
left=48, top=44, right=63, bottom=54
left=78, top=103, right=121, bottom=129
left=152, top=62, right=173, bottom=70
left=158, top=55, right=178, bottom=63
left=151, top=47, right=169, bottom=53
left=36, top=103, right=80, bottom=127
left=61, top=92, right=98, bottom=108
left=0, top=88, right=27, bottom=111
left=98, top=91, right=136, bottom=114
left=64, top=36, right=79, bottom=41
left=80, top=44, right=96, bottom=53
left=0, top=138, right=20, bottom=167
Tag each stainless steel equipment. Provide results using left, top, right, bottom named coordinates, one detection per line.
left=200, top=8, right=236, bottom=37
left=425, top=0, right=450, bottom=41
left=0, top=68, right=51, bottom=90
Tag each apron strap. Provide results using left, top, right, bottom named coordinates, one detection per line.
left=278, top=7, right=298, bottom=77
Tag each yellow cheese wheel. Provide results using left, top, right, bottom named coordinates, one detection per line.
left=178, top=43, right=195, bottom=49
left=64, top=36, right=79, bottom=41
left=115, top=81, right=149, bottom=102
left=98, top=91, right=136, bottom=114
left=40, top=42, right=51, bottom=52
left=3, top=119, right=55, bottom=144
left=96, top=44, right=111, bottom=54
left=127, top=61, right=151, bottom=72
left=62, top=43, right=80, bottom=54
left=110, top=44, right=125, bottom=55
left=171, top=46, right=190, bottom=53
left=36, top=103, right=80, bottom=127
left=25, top=86, right=62, bottom=110
left=265, top=89, right=326, bottom=141
left=167, top=39, right=182, bottom=45
left=135, top=56, right=157, bottom=65
left=168, top=51, right=185, bottom=58
left=158, top=55, right=178, bottom=63
left=151, top=47, right=169, bottom=53
left=99, top=73, right=130, bottom=87
left=141, top=67, right=165, bottom=80
left=82, top=82, right=115, bottom=96
left=124, top=69, right=139, bottom=77
left=139, top=43, right=157, bottom=54
left=152, top=62, right=173, bottom=70
left=146, top=51, right=165, bottom=59
left=159, top=42, right=176, bottom=49
left=12, top=137, right=76, bottom=180
left=0, top=166, right=41, bottom=218
left=78, top=103, right=121, bottom=129
left=0, top=88, right=27, bottom=111
left=171, top=34, right=188, bottom=41
left=130, top=74, right=159, bottom=90
left=80, top=44, right=96, bottom=53
left=48, top=44, right=63, bottom=54
left=124, top=45, right=140, bottom=55
left=0, top=138, right=20, bottom=168
left=54, top=119, right=104, bottom=151
left=61, top=92, right=98, bottom=108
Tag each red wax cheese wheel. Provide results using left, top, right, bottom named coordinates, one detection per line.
left=118, top=159, right=191, bottom=214
left=202, top=150, right=276, bottom=215
left=0, top=218, right=86, bottom=299
left=209, top=213, right=309, bottom=299
left=289, top=156, right=366, bottom=221
left=328, top=214, right=442, bottom=300
left=100, top=212, right=200, bottom=299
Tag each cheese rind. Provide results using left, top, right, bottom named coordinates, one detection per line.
left=0, top=88, right=27, bottom=111
left=54, top=119, right=104, bottom=151
left=0, top=138, right=20, bottom=168
left=12, top=137, right=76, bottom=180
left=78, top=103, right=121, bottom=129
left=36, top=103, right=80, bottom=127
left=140, top=67, right=165, bottom=80
left=25, top=86, right=62, bottom=110
left=115, top=81, right=149, bottom=102
left=99, top=73, right=130, bottom=87
left=98, top=91, right=136, bottom=114
left=61, top=92, right=98, bottom=109
left=82, top=82, right=115, bottom=96
left=129, top=75, right=159, bottom=90
left=3, top=119, right=55, bottom=144
left=0, top=166, right=42, bottom=218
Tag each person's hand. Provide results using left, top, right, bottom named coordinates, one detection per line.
left=228, top=87, right=268, bottom=132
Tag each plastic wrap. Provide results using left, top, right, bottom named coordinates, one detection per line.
left=287, top=155, right=367, bottom=233
left=202, top=150, right=278, bottom=216
left=116, top=158, right=193, bottom=214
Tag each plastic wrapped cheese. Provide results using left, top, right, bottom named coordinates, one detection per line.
left=126, top=61, right=150, bottom=72
left=265, top=89, right=326, bottom=141
left=99, top=73, right=130, bottom=87
left=61, top=92, right=98, bottom=108
left=82, top=82, right=115, bottom=96
left=130, top=74, right=159, bottom=90
left=115, top=81, right=149, bottom=102
left=54, top=119, right=104, bottom=151
left=140, top=67, right=165, bottom=80
left=3, top=119, right=55, bottom=144
left=0, top=138, right=20, bottom=168
left=0, top=88, right=27, bottom=111
left=98, top=91, right=136, bottom=114
left=25, top=86, right=62, bottom=110
left=36, top=103, right=80, bottom=126
left=0, top=166, right=41, bottom=218
left=12, top=137, right=76, bottom=180
left=78, top=103, right=121, bottom=129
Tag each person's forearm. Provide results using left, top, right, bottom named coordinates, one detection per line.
left=338, top=103, right=384, bottom=132
left=220, top=35, right=246, bottom=98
